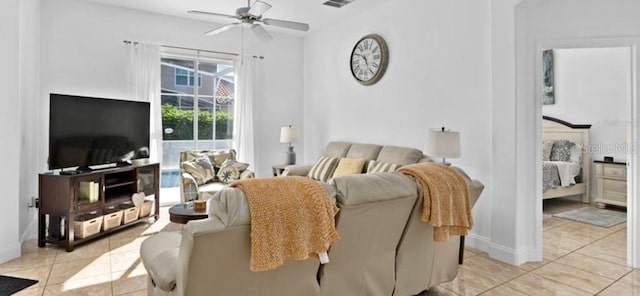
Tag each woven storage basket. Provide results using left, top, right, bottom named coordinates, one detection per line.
left=120, top=202, right=140, bottom=224
left=102, top=209, right=123, bottom=231
left=139, top=200, right=153, bottom=217
left=74, top=212, right=102, bottom=239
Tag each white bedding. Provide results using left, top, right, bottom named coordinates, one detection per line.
left=544, top=161, right=580, bottom=187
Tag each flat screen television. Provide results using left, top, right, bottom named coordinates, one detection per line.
left=49, top=93, right=150, bottom=172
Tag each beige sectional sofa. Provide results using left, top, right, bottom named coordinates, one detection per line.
left=140, top=142, right=483, bottom=296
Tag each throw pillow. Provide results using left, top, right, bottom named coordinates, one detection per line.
left=332, top=158, right=366, bottom=178
left=550, top=140, right=575, bottom=162
left=181, top=155, right=215, bottom=185
left=221, top=158, right=250, bottom=172
left=217, top=166, right=240, bottom=184
left=307, top=156, right=340, bottom=182
left=542, top=141, right=554, bottom=161
left=366, top=160, right=401, bottom=173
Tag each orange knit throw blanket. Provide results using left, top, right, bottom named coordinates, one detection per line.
left=398, top=163, right=473, bottom=241
left=230, top=176, right=340, bottom=271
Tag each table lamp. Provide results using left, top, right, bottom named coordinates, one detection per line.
left=425, top=127, right=460, bottom=165
left=280, top=125, right=299, bottom=165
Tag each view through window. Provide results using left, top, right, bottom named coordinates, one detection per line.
left=160, top=52, right=235, bottom=194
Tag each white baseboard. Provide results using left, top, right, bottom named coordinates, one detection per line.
left=20, top=214, right=38, bottom=243
left=0, top=241, right=21, bottom=264
left=466, top=233, right=529, bottom=266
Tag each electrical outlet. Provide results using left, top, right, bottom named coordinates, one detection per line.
left=28, top=197, right=39, bottom=209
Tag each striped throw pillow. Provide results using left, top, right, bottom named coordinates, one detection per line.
left=366, top=160, right=400, bottom=173
left=307, top=156, right=340, bottom=182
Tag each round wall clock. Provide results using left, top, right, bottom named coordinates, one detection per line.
left=350, top=34, right=389, bottom=85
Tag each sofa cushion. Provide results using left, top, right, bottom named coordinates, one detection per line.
left=366, top=160, right=401, bottom=173
left=323, top=142, right=352, bottom=158
left=332, top=158, right=366, bottom=178
left=308, top=156, right=339, bottom=182
left=181, top=156, right=215, bottom=185
left=345, top=143, right=383, bottom=161
left=332, top=172, right=419, bottom=206
left=376, top=146, right=424, bottom=165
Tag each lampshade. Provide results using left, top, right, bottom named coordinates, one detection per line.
left=425, top=128, right=461, bottom=159
left=280, top=126, right=299, bottom=143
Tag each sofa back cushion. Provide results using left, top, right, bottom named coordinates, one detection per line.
left=320, top=172, right=419, bottom=296
left=376, top=145, right=424, bottom=165
left=323, top=142, right=352, bottom=158
left=345, top=143, right=383, bottom=161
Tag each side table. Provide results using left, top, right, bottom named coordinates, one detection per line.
left=272, top=164, right=287, bottom=176
left=168, top=201, right=209, bottom=224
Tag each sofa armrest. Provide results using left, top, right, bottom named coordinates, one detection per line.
left=240, top=169, right=255, bottom=179
left=283, top=164, right=313, bottom=176
left=181, top=173, right=199, bottom=203
left=148, top=249, right=179, bottom=292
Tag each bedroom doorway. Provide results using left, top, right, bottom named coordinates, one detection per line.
left=538, top=45, right=633, bottom=266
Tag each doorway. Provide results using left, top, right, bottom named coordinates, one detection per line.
left=533, top=39, right=638, bottom=267
left=539, top=46, right=631, bottom=266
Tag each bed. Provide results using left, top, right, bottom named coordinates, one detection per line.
left=542, top=116, right=592, bottom=203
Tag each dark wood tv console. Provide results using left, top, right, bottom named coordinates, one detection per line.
left=38, top=162, right=160, bottom=251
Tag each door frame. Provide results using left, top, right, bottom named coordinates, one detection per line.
left=532, top=37, right=639, bottom=267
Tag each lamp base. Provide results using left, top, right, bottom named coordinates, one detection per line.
left=285, top=146, right=296, bottom=165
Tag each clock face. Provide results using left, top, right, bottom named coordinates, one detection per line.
left=350, top=34, right=388, bottom=85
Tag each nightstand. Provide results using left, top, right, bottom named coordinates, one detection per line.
left=272, top=165, right=287, bottom=177
left=594, top=160, right=627, bottom=208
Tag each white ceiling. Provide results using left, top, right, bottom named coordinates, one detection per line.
left=84, top=0, right=389, bottom=35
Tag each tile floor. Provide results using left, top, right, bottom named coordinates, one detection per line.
left=1, top=200, right=638, bottom=296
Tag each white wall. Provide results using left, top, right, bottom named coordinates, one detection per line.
left=39, top=0, right=304, bottom=179
left=0, top=0, right=22, bottom=263
left=492, top=0, right=640, bottom=266
left=19, top=0, right=42, bottom=251
left=544, top=47, right=631, bottom=201
left=303, top=0, right=493, bottom=244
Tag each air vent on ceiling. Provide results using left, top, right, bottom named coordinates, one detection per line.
left=323, top=0, right=355, bottom=8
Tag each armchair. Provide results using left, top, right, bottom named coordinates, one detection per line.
left=179, top=149, right=254, bottom=203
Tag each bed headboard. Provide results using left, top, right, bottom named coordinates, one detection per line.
left=543, top=115, right=591, bottom=177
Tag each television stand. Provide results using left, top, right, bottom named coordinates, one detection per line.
left=38, top=163, right=160, bottom=251
left=116, top=161, right=132, bottom=167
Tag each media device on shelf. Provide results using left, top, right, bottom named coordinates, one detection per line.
left=49, top=93, right=150, bottom=174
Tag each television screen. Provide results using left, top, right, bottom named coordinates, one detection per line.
left=49, top=93, right=150, bottom=171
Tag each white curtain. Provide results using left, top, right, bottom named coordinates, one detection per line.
left=128, top=43, right=162, bottom=164
left=233, top=57, right=262, bottom=169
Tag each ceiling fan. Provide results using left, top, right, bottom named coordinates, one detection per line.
left=188, top=0, right=310, bottom=42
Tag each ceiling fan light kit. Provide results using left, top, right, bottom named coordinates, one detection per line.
left=189, top=0, right=310, bottom=41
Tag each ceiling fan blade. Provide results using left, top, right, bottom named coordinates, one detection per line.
left=205, top=23, right=240, bottom=36
left=251, top=24, right=273, bottom=42
left=248, top=1, right=272, bottom=18
left=188, top=10, right=237, bottom=19
left=262, top=18, right=310, bottom=31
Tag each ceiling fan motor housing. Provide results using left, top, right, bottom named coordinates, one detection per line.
left=236, top=7, right=259, bottom=20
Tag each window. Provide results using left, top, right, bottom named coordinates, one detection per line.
left=175, top=68, right=202, bottom=87
left=160, top=52, right=236, bottom=173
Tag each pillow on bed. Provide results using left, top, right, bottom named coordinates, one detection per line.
left=550, top=140, right=575, bottom=162
left=542, top=141, right=554, bottom=161
left=569, top=143, right=582, bottom=163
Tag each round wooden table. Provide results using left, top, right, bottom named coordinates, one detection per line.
left=168, top=202, right=208, bottom=224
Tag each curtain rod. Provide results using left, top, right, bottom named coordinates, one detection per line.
left=123, top=40, right=239, bottom=57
